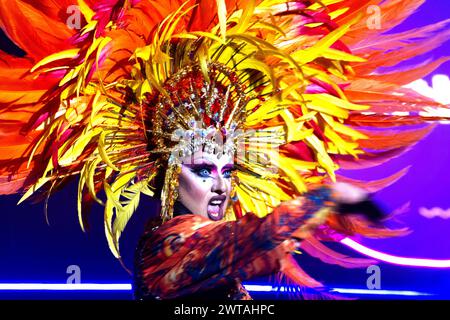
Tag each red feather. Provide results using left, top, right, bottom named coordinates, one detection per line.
left=301, top=237, right=378, bottom=268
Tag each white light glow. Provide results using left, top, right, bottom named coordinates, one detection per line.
left=341, top=238, right=450, bottom=268
left=0, top=283, right=132, bottom=290
left=331, top=288, right=431, bottom=296
left=405, top=74, right=450, bottom=105
left=0, top=283, right=433, bottom=297
left=243, top=285, right=431, bottom=296
left=243, top=285, right=274, bottom=292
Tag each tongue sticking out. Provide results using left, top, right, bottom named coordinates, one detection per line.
left=207, top=204, right=223, bottom=221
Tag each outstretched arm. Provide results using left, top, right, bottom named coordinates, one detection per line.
left=134, top=186, right=343, bottom=299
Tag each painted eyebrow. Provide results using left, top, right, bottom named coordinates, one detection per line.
left=186, top=163, right=217, bottom=171
left=187, top=163, right=234, bottom=174
left=191, top=158, right=215, bottom=165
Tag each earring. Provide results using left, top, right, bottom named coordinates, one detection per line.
left=230, top=171, right=239, bottom=202
left=161, top=163, right=181, bottom=221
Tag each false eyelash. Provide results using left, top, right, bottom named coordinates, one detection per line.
left=190, top=167, right=212, bottom=178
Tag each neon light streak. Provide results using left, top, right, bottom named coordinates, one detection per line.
left=0, top=283, right=132, bottom=290
left=0, top=283, right=432, bottom=296
left=243, top=285, right=430, bottom=296
left=330, top=288, right=431, bottom=296
left=341, top=238, right=450, bottom=268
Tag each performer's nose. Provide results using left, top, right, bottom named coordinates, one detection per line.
left=212, top=175, right=226, bottom=195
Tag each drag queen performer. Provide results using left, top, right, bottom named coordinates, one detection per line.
left=0, top=0, right=448, bottom=299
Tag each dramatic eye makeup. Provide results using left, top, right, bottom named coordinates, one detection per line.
left=189, top=164, right=214, bottom=178
left=187, top=162, right=234, bottom=179
left=222, top=165, right=235, bottom=179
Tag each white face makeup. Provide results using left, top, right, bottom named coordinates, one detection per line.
left=177, top=151, right=234, bottom=221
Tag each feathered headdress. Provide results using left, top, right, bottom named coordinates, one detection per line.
left=0, top=0, right=449, bottom=263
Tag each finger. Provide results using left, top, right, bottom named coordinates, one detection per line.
left=336, top=198, right=386, bottom=223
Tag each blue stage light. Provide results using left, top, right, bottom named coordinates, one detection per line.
left=0, top=283, right=132, bottom=290
left=0, top=283, right=432, bottom=297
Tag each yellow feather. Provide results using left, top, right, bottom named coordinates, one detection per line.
left=322, top=48, right=366, bottom=62
left=81, top=20, right=97, bottom=36
left=95, top=37, right=113, bottom=84
left=238, top=172, right=290, bottom=201
left=198, top=44, right=210, bottom=83
left=229, top=0, right=255, bottom=34
left=305, top=97, right=349, bottom=118
left=278, top=156, right=307, bottom=193
left=18, top=177, right=51, bottom=205
left=291, top=15, right=362, bottom=64
left=31, top=49, right=80, bottom=72
left=302, top=66, right=347, bottom=99
left=236, top=58, right=275, bottom=87
left=252, top=197, right=269, bottom=218
left=288, top=158, right=318, bottom=172
left=190, top=31, right=225, bottom=44
left=59, top=65, right=83, bottom=87
left=216, top=0, right=228, bottom=41
left=104, top=183, right=121, bottom=258
left=77, top=164, right=88, bottom=232
left=86, top=158, right=104, bottom=205
left=321, top=114, right=368, bottom=140
left=172, top=33, right=199, bottom=40
left=27, top=119, right=62, bottom=169
left=161, top=1, right=195, bottom=40
left=304, top=134, right=337, bottom=179
left=303, top=93, right=369, bottom=112
left=280, top=109, right=315, bottom=142
left=59, top=128, right=102, bottom=166
left=98, top=132, right=120, bottom=171
left=235, top=185, right=256, bottom=214
left=77, top=0, right=95, bottom=22
left=324, top=126, right=361, bottom=156
left=329, top=7, right=350, bottom=20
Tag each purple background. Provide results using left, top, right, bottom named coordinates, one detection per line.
left=348, top=0, right=450, bottom=259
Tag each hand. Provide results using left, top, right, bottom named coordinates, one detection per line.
left=330, top=182, right=369, bottom=204
left=331, top=182, right=386, bottom=223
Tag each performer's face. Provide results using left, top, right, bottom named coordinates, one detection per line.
left=178, top=151, right=233, bottom=221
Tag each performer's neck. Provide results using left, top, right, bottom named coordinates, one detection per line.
left=173, top=201, right=192, bottom=217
